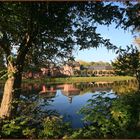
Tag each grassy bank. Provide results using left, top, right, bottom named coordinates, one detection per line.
left=22, top=76, right=135, bottom=84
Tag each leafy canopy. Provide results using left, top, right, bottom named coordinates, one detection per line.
left=1, top=2, right=139, bottom=67
left=112, top=45, right=140, bottom=83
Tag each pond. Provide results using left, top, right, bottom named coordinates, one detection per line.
left=0, top=79, right=139, bottom=128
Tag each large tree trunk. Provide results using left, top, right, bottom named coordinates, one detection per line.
left=0, top=75, right=22, bottom=118
left=0, top=63, right=22, bottom=118
left=0, top=14, right=34, bottom=118
left=0, top=77, right=15, bottom=118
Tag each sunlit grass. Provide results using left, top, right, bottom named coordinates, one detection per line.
left=22, top=76, right=135, bottom=84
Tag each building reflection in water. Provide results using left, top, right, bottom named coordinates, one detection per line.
left=39, top=85, right=57, bottom=99
left=36, top=80, right=139, bottom=103
left=39, top=84, right=80, bottom=103
left=1, top=79, right=136, bottom=103
left=60, top=84, right=80, bottom=104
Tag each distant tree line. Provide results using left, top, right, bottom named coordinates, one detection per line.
left=78, top=60, right=111, bottom=67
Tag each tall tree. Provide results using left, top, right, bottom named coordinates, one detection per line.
left=0, top=2, right=139, bottom=118
left=112, top=46, right=140, bottom=88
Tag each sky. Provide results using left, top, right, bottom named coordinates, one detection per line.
left=74, top=23, right=136, bottom=63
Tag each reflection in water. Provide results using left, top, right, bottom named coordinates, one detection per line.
left=40, top=85, right=57, bottom=94
left=113, top=80, right=139, bottom=95
left=0, top=80, right=139, bottom=128
left=58, top=84, right=80, bottom=103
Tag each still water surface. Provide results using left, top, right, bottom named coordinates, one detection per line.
left=0, top=80, right=138, bottom=128
left=46, top=89, right=116, bottom=128
left=22, top=80, right=138, bottom=128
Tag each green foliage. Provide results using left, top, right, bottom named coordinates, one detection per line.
left=0, top=116, right=37, bottom=138
left=0, top=92, right=71, bottom=139
left=0, top=2, right=121, bottom=69
left=0, top=55, right=17, bottom=80
left=121, top=2, right=140, bottom=31
left=0, top=2, right=140, bottom=139
left=0, top=87, right=140, bottom=139
left=0, top=50, right=6, bottom=79
left=112, top=80, right=139, bottom=95
left=0, top=116, right=71, bottom=139
left=39, top=116, right=71, bottom=139
left=71, top=92, right=140, bottom=139
left=0, top=69, right=7, bottom=80
left=1, top=2, right=139, bottom=70
left=112, top=45, right=140, bottom=83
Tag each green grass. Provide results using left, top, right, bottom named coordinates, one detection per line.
left=22, top=76, right=135, bottom=84
left=0, top=76, right=135, bottom=84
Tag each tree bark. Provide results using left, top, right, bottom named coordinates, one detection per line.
left=0, top=77, right=15, bottom=118
left=0, top=59, right=22, bottom=118
left=0, top=7, right=34, bottom=118
left=0, top=72, right=22, bottom=118
left=0, top=34, right=31, bottom=118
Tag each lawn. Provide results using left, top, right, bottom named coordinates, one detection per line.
left=22, top=76, right=135, bottom=84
